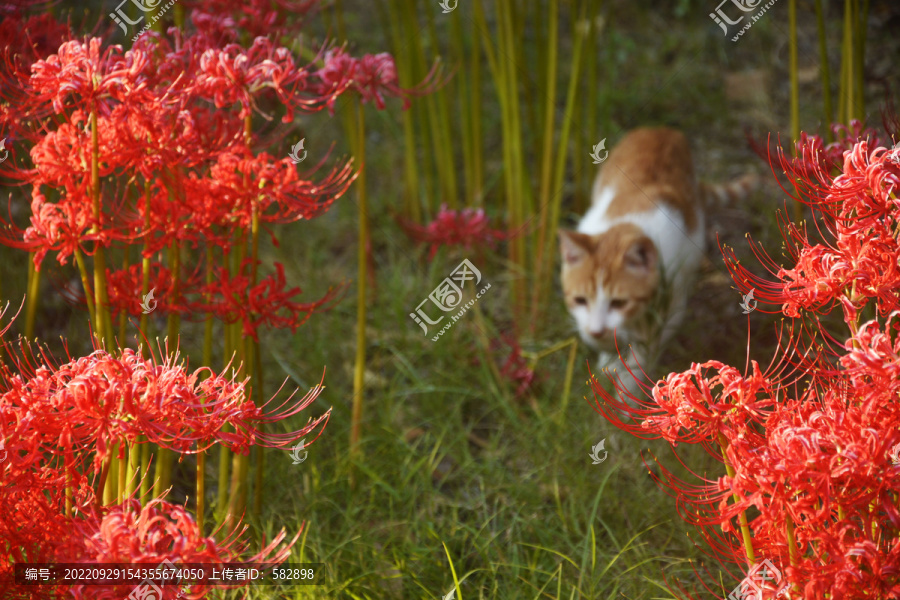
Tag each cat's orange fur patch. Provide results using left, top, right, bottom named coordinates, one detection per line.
left=594, top=127, right=699, bottom=231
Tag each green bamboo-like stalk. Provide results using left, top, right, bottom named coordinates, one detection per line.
left=535, top=3, right=586, bottom=326
left=139, top=180, right=152, bottom=340
left=252, top=342, right=265, bottom=518
left=491, top=0, right=528, bottom=322
left=424, top=1, right=458, bottom=209
left=451, top=9, right=474, bottom=207
left=529, top=0, right=559, bottom=333
left=412, top=1, right=452, bottom=211
left=196, top=245, right=216, bottom=533
left=813, top=0, right=833, bottom=140
left=386, top=0, right=421, bottom=221
left=139, top=439, right=151, bottom=504
left=118, top=248, right=129, bottom=345
left=839, top=0, right=853, bottom=124
left=24, top=256, right=40, bottom=340
left=581, top=1, right=600, bottom=213
left=469, top=25, right=484, bottom=207
left=103, top=444, right=118, bottom=505
left=73, top=248, right=97, bottom=332
left=118, top=443, right=128, bottom=503
left=90, top=107, right=114, bottom=350
left=350, top=100, right=367, bottom=480
left=126, top=438, right=141, bottom=498
left=855, top=0, right=869, bottom=119
left=226, top=114, right=256, bottom=527
left=152, top=236, right=181, bottom=498
left=788, top=0, right=802, bottom=224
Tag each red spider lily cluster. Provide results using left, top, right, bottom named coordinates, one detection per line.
left=0, top=0, right=432, bottom=597
left=590, top=133, right=900, bottom=599
left=0, top=328, right=326, bottom=595
left=399, top=204, right=512, bottom=259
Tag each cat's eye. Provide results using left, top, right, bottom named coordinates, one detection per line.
left=574, top=296, right=588, bottom=306
left=609, top=299, right=628, bottom=310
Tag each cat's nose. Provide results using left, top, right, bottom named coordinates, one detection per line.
left=589, top=328, right=607, bottom=339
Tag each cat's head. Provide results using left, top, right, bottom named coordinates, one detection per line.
left=558, top=223, right=659, bottom=348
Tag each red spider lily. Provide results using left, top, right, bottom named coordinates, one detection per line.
left=316, top=46, right=443, bottom=115
left=589, top=134, right=900, bottom=598
left=199, top=149, right=356, bottom=230
left=493, top=335, right=538, bottom=399
left=104, top=262, right=181, bottom=320
left=0, top=13, right=69, bottom=127
left=194, top=36, right=334, bottom=122
left=725, top=136, right=900, bottom=319
left=198, top=260, right=342, bottom=341
left=0, top=341, right=330, bottom=471
left=184, top=0, right=321, bottom=39
left=1, top=495, right=302, bottom=599
left=65, top=498, right=300, bottom=599
left=746, top=119, right=883, bottom=183
left=399, top=204, right=513, bottom=259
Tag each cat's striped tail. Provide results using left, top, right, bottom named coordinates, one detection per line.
left=699, top=173, right=759, bottom=209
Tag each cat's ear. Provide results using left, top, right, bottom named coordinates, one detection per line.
left=623, top=237, right=657, bottom=274
left=558, top=229, right=591, bottom=265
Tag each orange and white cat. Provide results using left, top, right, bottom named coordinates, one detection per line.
left=559, top=127, right=756, bottom=384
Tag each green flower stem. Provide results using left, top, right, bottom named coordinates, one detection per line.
left=139, top=440, right=151, bottom=504
left=387, top=0, right=421, bottom=221
left=103, top=444, right=118, bottom=506
left=196, top=449, right=205, bottom=534
left=139, top=180, right=152, bottom=342
left=786, top=513, right=800, bottom=593
left=530, top=0, right=559, bottom=328
left=73, top=248, right=97, bottom=332
left=90, top=107, right=114, bottom=350
left=350, top=100, right=368, bottom=484
left=126, top=438, right=141, bottom=498
left=252, top=343, right=265, bottom=518
left=719, top=434, right=755, bottom=565
left=813, top=0, right=833, bottom=140
left=24, top=256, right=41, bottom=340
left=534, top=3, right=585, bottom=327
left=789, top=0, right=802, bottom=224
